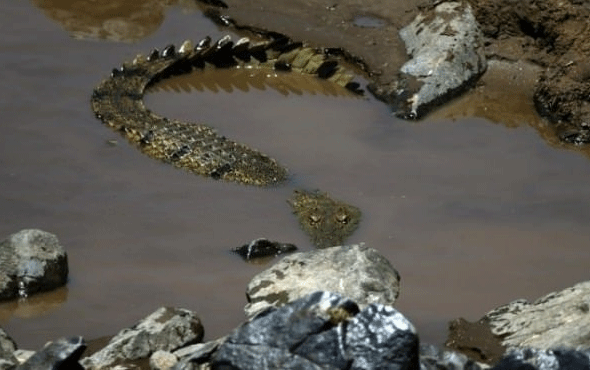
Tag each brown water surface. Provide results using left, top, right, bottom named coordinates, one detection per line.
left=1, top=0, right=589, bottom=350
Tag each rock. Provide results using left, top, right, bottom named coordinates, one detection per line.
left=149, top=350, right=177, bottom=370
left=15, top=336, right=85, bottom=370
left=12, top=350, right=34, bottom=365
left=0, top=229, right=68, bottom=300
left=370, top=1, right=486, bottom=119
left=212, top=291, right=419, bottom=370
left=81, top=307, right=204, bottom=369
left=0, top=328, right=17, bottom=362
left=483, top=281, right=590, bottom=350
left=232, top=238, right=297, bottom=261
left=172, top=338, right=225, bottom=370
left=491, top=347, right=590, bottom=370
left=419, top=343, right=485, bottom=370
left=244, top=244, right=400, bottom=318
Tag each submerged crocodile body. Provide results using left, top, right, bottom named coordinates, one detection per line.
left=91, top=35, right=361, bottom=186
left=91, top=35, right=362, bottom=247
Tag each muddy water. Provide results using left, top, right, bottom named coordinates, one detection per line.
left=1, top=0, right=589, bottom=351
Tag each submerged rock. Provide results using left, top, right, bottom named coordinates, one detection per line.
left=244, top=244, right=400, bottom=318
left=213, top=291, right=419, bottom=370
left=232, top=238, right=297, bottom=261
left=370, top=1, right=486, bottom=119
left=0, top=229, right=68, bottom=300
left=81, top=307, right=203, bottom=369
left=15, top=336, right=85, bottom=370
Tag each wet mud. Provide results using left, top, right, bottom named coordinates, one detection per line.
left=1, top=0, right=590, bottom=360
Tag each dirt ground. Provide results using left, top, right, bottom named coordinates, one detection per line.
left=204, top=0, right=590, bottom=146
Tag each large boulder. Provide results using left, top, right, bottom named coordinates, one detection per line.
left=484, top=280, right=590, bottom=350
left=213, top=291, right=419, bottom=370
left=244, top=244, right=400, bottom=318
left=81, top=307, right=203, bottom=369
left=370, top=1, right=486, bottom=119
left=0, top=229, right=68, bottom=300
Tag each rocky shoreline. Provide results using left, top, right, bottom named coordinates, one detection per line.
left=1, top=229, right=589, bottom=369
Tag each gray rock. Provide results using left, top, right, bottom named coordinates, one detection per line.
left=0, top=328, right=17, bottom=362
left=172, top=337, right=225, bottom=370
left=15, top=336, right=85, bottom=370
left=484, top=280, right=590, bottom=351
left=491, top=347, right=590, bottom=370
left=244, top=244, right=400, bottom=318
left=0, top=229, right=68, bottom=300
left=81, top=307, right=204, bottom=369
left=419, top=343, right=485, bottom=370
left=213, top=291, right=419, bottom=370
left=371, top=1, right=486, bottom=119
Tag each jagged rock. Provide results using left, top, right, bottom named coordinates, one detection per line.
left=232, top=238, right=297, bottom=261
left=0, top=229, right=68, bottom=300
left=419, top=343, right=485, bottom=370
left=172, top=338, right=225, bottom=370
left=15, top=336, right=85, bottom=370
left=484, top=281, right=590, bottom=350
left=149, top=350, right=177, bottom=370
left=212, top=291, right=419, bottom=370
left=244, top=244, right=400, bottom=318
left=491, top=347, right=590, bottom=370
left=370, top=1, right=486, bottom=119
left=81, top=307, right=204, bottom=369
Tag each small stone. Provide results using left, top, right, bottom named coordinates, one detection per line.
left=149, top=350, right=177, bottom=370
left=232, top=238, right=297, bottom=260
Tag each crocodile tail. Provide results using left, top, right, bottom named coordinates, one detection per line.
left=90, top=35, right=360, bottom=186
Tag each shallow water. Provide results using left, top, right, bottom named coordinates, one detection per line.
left=1, top=0, right=589, bottom=350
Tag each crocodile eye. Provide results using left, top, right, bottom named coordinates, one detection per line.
left=309, top=214, right=322, bottom=224
left=336, top=212, right=349, bottom=224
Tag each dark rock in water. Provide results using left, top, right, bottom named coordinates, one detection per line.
left=81, top=307, right=203, bottom=369
left=232, top=238, right=297, bottom=260
left=244, top=244, right=400, bottom=318
left=370, top=1, right=486, bottom=119
left=491, top=348, right=590, bottom=370
left=212, top=291, right=419, bottom=370
left=16, top=336, right=85, bottom=370
left=0, top=229, right=68, bottom=300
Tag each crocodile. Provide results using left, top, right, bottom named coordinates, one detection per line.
left=91, top=34, right=363, bottom=248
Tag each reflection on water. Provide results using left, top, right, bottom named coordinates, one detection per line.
left=31, top=0, right=200, bottom=42
left=0, top=288, right=68, bottom=321
left=147, top=67, right=361, bottom=97
left=1, top=0, right=590, bottom=352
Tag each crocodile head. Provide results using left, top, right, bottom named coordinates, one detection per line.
left=288, top=189, right=361, bottom=248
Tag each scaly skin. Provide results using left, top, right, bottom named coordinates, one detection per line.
left=91, top=35, right=360, bottom=186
